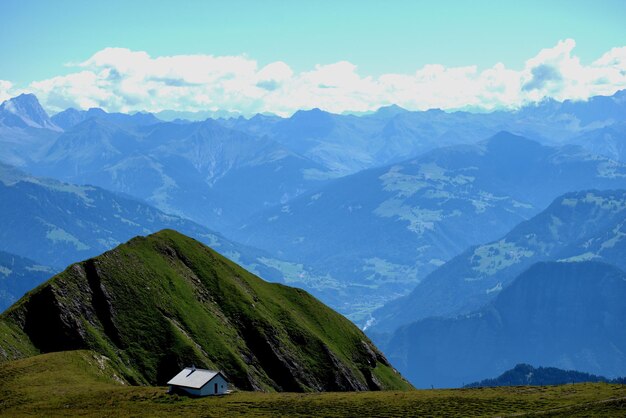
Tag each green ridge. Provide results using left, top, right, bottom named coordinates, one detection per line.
left=0, top=229, right=410, bottom=392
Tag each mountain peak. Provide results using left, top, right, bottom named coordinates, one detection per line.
left=8, top=93, right=39, bottom=106
left=482, top=131, right=542, bottom=152
left=52, top=107, right=161, bottom=130
left=374, top=104, right=408, bottom=118
left=284, top=108, right=335, bottom=137
left=0, top=93, right=59, bottom=131
left=291, top=107, right=331, bottom=119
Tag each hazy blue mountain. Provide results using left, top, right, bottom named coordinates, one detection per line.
left=155, top=108, right=243, bottom=121
left=385, top=261, right=626, bottom=388
left=268, top=108, right=387, bottom=174
left=49, top=108, right=84, bottom=130
left=534, top=89, right=626, bottom=127
left=32, top=118, right=330, bottom=230
left=0, top=95, right=61, bottom=167
left=224, top=107, right=502, bottom=175
left=0, top=93, right=60, bottom=131
left=0, top=251, right=55, bottom=311
left=234, top=134, right=626, bottom=323
left=373, top=189, right=626, bottom=332
left=3, top=91, right=626, bottom=231
left=500, top=90, right=626, bottom=144
left=371, top=104, right=409, bottom=119
left=573, top=122, right=626, bottom=163
left=0, top=162, right=303, bottom=291
left=465, top=363, right=625, bottom=388
left=220, top=90, right=626, bottom=177
left=219, top=113, right=284, bottom=137
left=3, top=89, right=625, bottom=176
left=51, top=107, right=161, bottom=130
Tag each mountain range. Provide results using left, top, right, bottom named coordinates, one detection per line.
left=372, top=189, right=626, bottom=332
left=2, top=92, right=626, bottom=322
left=0, top=161, right=328, bottom=310
left=3, top=90, right=626, bottom=228
left=232, top=136, right=626, bottom=322
left=35, top=115, right=331, bottom=231
left=384, top=260, right=626, bottom=388
left=2, top=90, right=626, bottom=391
left=364, top=189, right=626, bottom=388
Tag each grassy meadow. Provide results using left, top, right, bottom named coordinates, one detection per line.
left=1, top=351, right=625, bottom=417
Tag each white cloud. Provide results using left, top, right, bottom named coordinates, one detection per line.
left=14, top=39, right=626, bottom=116
left=0, top=80, right=15, bottom=103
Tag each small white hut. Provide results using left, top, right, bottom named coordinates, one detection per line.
left=167, top=366, right=229, bottom=396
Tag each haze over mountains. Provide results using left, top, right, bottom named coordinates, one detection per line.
left=233, top=134, right=626, bottom=320
left=369, top=189, right=626, bottom=387
left=385, top=260, right=626, bottom=388
left=2, top=92, right=626, bottom=319
left=1, top=90, right=626, bottom=389
left=0, top=162, right=327, bottom=311
left=373, top=189, right=626, bottom=331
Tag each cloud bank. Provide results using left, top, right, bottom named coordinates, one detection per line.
left=3, top=39, right=626, bottom=116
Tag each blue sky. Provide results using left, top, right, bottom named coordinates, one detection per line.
left=1, top=0, right=625, bottom=114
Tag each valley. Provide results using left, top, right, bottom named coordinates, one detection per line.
left=2, top=5, right=626, bottom=416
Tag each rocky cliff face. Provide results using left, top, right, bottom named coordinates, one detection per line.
left=0, top=229, right=411, bottom=392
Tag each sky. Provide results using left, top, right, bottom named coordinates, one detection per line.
left=1, top=0, right=625, bottom=115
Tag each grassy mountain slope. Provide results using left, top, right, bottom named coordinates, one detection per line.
left=1, top=351, right=626, bottom=417
left=0, top=230, right=409, bottom=392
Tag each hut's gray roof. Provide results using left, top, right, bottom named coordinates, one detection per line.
left=167, top=367, right=224, bottom=389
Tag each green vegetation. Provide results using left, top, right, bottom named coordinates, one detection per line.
left=0, top=229, right=409, bottom=392
left=466, top=363, right=626, bottom=388
left=2, top=351, right=626, bottom=417
left=0, top=321, right=37, bottom=361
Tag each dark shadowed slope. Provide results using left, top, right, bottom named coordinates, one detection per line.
left=384, top=261, right=626, bottom=388
left=465, top=363, right=626, bottom=388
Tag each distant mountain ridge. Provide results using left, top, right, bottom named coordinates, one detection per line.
left=3, top=92, right=626, bottom=322
left=30, top=116, right=332, bottom=230
left=384, top=261, right=626, bottom=388
left=51, top=107, right=161, bottom=130
left=233, top=135, right=626, bottom=323
left=465, top=363, right=626, bottom=388
left=372, top=189, right=626, bottom=332
left=0, top=251, right=54, bottom=311
left=0, top=162, right=321, bottom=301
